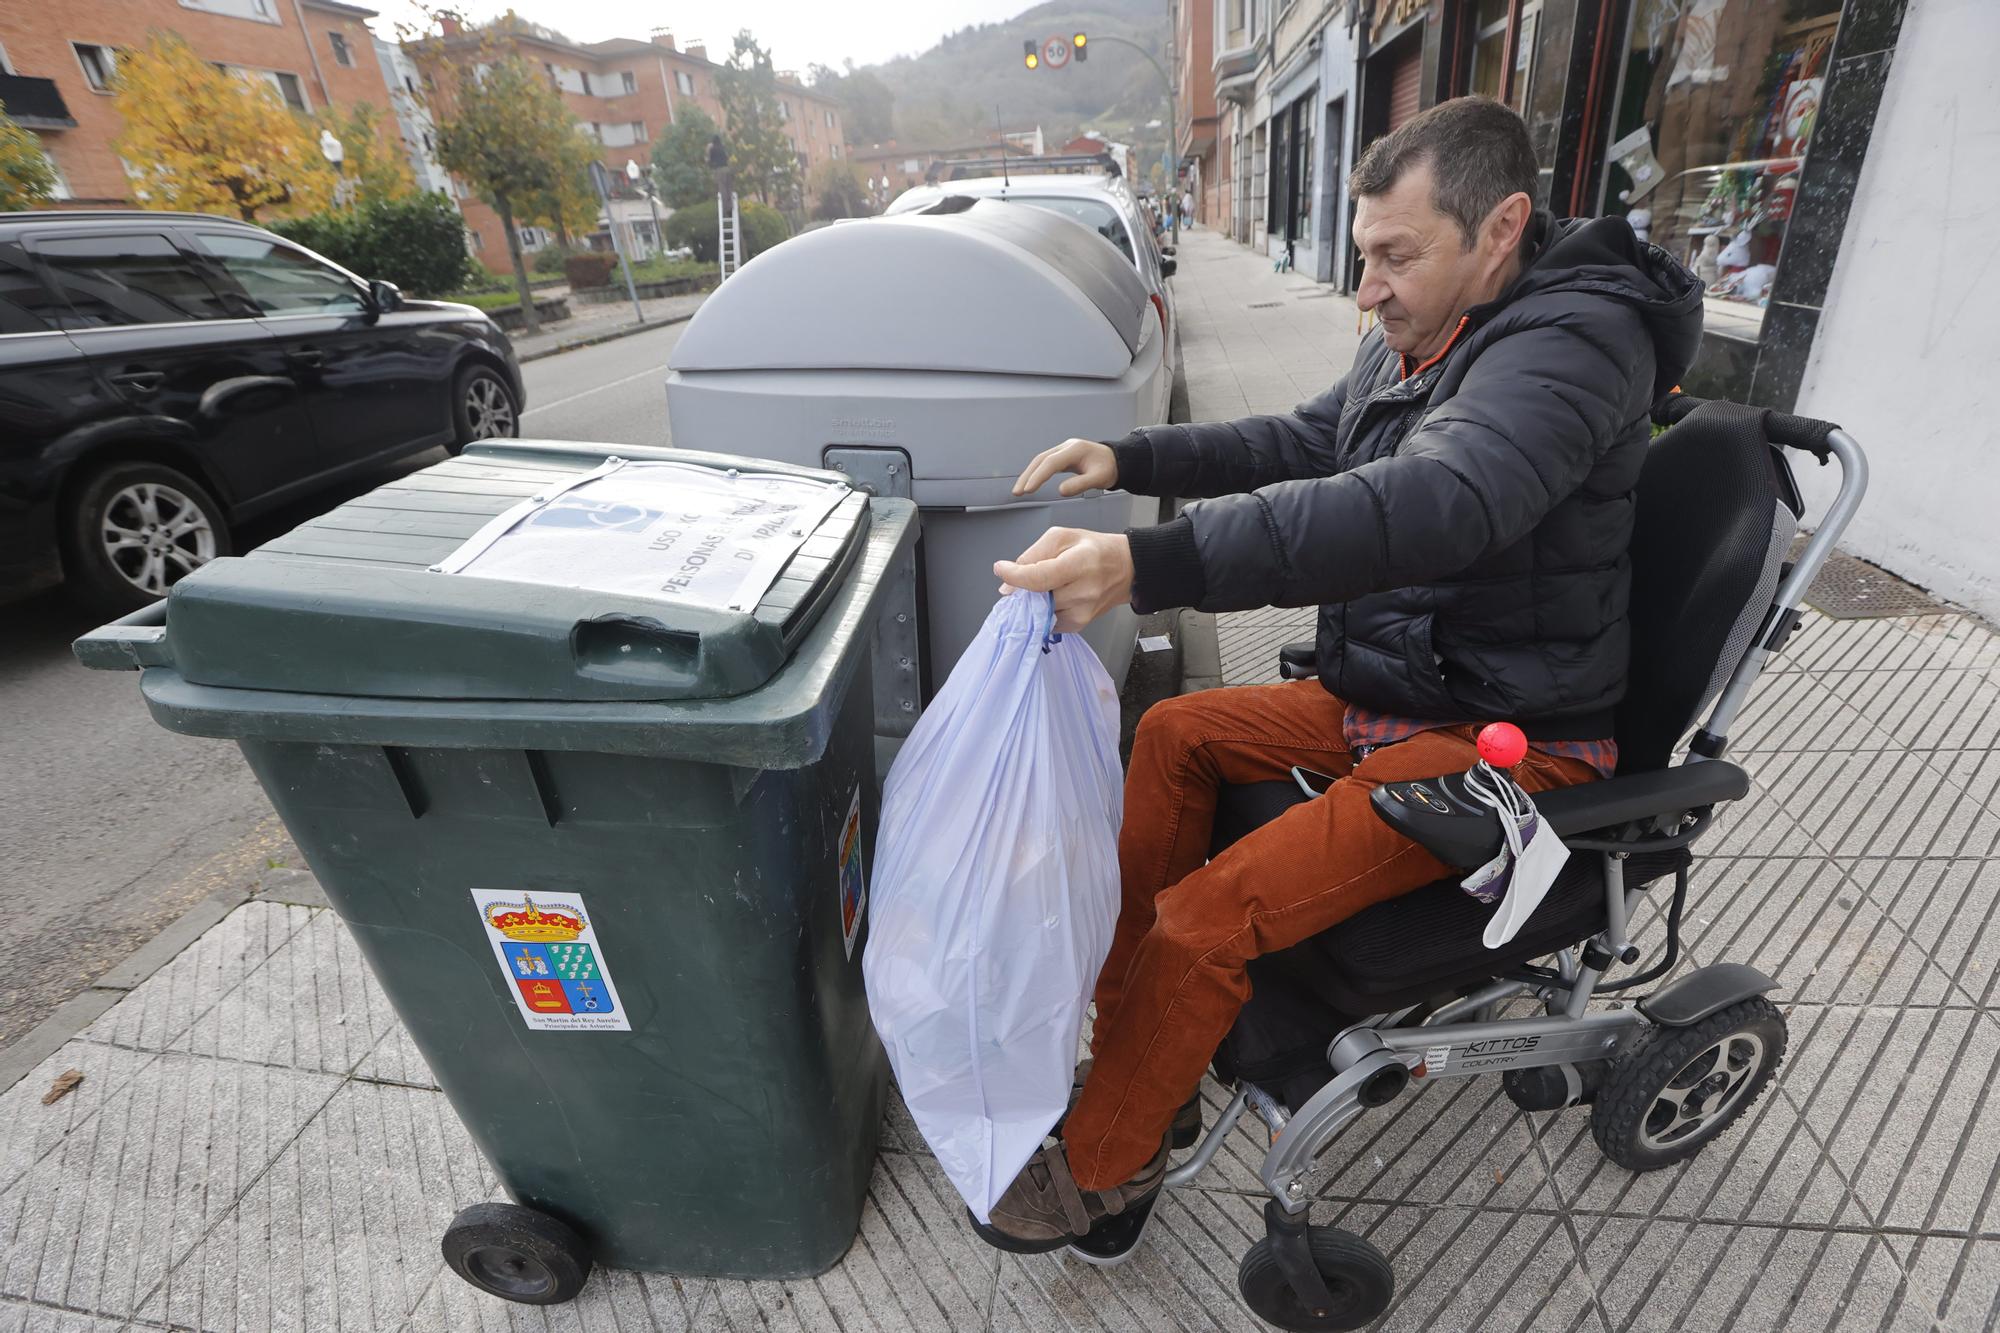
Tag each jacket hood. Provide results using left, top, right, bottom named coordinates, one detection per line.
left=1498, top=213, right=1705, bottom=402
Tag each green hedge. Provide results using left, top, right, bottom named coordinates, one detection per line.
left=664, top=198, right=790, bottom=265
left=271, top=193, right=473, bottom=298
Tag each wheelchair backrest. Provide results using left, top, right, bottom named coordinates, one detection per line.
left=1615, top=400, right=1804, bottom=773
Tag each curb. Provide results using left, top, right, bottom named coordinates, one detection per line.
left=0, top=855, right=333, bottom=1097
left=0, top=883, right=252, bottom=1095
left=516, top=309, right=699, bottom=363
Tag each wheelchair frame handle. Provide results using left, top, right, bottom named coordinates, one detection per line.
left=1655, top=392, right=1840, bottom=462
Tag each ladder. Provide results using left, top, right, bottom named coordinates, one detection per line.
left=717, top=191, right=743, bottom=280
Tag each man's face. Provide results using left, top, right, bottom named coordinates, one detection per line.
left=1353, top=162, right=1490, bottom=359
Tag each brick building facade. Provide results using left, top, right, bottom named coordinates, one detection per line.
left=0, top=0, right=403, bottom=207
left=429, top=20, right=846, bottom=269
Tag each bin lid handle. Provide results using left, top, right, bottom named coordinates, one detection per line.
left=73, top=599, right=172, bottom=672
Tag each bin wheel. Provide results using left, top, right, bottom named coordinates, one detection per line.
left=1236, top=1226, right=1393, bottom=1331
left=441, top=1202, right=591, bottom=1304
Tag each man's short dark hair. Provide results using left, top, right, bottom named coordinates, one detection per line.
left=1349, top=97, right=1538, bottom=247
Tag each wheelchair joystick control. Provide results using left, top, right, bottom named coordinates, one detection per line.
left=1476, top=722, right=1528, bottom=770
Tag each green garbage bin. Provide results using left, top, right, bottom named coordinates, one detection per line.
left=75, top=440, right=919, bottom=1301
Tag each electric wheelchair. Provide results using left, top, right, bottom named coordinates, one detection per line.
left=1144, top=394, right=1867, bottom=1330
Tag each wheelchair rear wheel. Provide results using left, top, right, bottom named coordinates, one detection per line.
left=1591, top=997, right=1786, bottom=1172
left=1237, top=1225, right=1393, bottom=1331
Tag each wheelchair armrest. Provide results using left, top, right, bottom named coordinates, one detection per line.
left=1533, top=761, right=1750, bottom=837
left=1278, top=639, right=1317, bottom=680
left=1368, top=760, right=1752, bottom=869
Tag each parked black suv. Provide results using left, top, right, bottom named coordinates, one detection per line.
left=0, top=210, right=525, bottom=610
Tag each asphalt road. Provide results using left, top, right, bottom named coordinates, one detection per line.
left=0, top=321, right=689, bottom=1050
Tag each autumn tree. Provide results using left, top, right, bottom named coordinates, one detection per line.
left=523, top=127, right=597, bottom=248
left=649, top=104, right=722, bottom=209
left=410, top=39, right=582, bottom=334
left=112, top=33, right=334, bottom=220
left=809, top=159, right=868, bottom=220
left=313, top=102, right=416, bottom=205
left=0, top=103, right=57, bottom=209
left=716, top=31, right=798, bottom=210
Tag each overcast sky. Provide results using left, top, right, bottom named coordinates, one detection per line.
left=366, top=0, right=1034, bottom=72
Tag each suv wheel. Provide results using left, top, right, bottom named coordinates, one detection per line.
left=452, top=364, right=520, bottom=452
left=63, top=461, right=231, bottom=612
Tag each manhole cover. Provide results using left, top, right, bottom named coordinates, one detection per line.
left=1798, top=544, right=1946, bottom=619
left=1247, top=301, right=1283, bottom=309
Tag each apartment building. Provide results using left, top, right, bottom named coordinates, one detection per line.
left=0, top=0, right=401, bottom=206
left=427, top=18, right=846, bottom=268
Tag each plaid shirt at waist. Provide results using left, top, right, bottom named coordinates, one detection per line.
left=1343, top=704, right=1618, bottom=779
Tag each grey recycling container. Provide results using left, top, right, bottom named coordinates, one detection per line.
left=75, top=440, right=920, bottom=1297
left=665, top=197, right=1164, bottom=690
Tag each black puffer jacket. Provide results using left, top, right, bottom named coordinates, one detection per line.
left=1115, top=215, right=1703, bottom=738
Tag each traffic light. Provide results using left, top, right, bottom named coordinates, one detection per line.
left=1073, top=32, right=1087, bottom=61
left=1023, top=39, right=1038, bottom=70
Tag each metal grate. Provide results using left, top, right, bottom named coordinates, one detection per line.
left=1246, top=300, right=1283, bottom=309
left=1802, top=546, right=1947, bottom=619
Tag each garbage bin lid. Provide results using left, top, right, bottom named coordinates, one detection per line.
left=151, top=442, right=872, bottom=703
left=670, top=198, right=1150, bottom=380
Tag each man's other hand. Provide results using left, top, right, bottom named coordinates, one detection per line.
left=1013, top=439, right=1118, bottom=497
left=994, top=528, right=1135, bottom=633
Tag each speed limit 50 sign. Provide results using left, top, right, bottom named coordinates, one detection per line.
left=1040, top=35, right=1072, bottom=68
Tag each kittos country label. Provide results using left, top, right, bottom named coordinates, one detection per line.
left=472, top=889, right=631, bottom=1032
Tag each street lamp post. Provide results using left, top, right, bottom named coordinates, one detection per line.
left=588, top=159, right=645, bottom=326
left=1072, top=32, right=1178, bottom=245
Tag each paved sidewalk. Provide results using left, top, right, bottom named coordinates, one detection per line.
left=5, top=228, right=1999, bottom=1332
left=508, top=287, right=708, bottom=362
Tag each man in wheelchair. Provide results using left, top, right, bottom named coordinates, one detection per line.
left=978, top=95, right=1728, bottom=1270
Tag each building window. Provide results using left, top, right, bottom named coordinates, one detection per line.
left=675, top=69, right=694, bottom=96
left=469, top=230, right=483, bottom=250
left=831, top=143, right=840, bottom=158
left=272, top=71, right=308, bottom=112
left=622, top=70, right=637, bottom=94
left=73, top=43, right=117, bottom=93
left=329, top=31, right=354, bottom=67
left=1601, top=0, right=1840, bottom=338
left=0, top=39, right=14, bottom=74
left=777, top=100, right=788, bottom=122
left=631, top=121, right=646, bottom=141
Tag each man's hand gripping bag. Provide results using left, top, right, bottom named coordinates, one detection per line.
left=863, top=593, right=1122, bottom=1222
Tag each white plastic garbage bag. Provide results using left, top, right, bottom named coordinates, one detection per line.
left=863, top=592, right=1123, bottom=1222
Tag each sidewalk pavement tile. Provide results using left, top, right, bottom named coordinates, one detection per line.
left=81, top=899, right=311, bottom=1054
left=139, top=1076, right=495, bottom=1331
left=0, top=1049, right=340, bottom=1321
left=168, top=908, right=399, bottom=1075
left=352, top=1022, right=439, bottom=1090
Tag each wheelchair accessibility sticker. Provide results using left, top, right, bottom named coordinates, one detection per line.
left=839, top=786, right=866, bottom=960
left=472, top=889, right=631, bottom=1032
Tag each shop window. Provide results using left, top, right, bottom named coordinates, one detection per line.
left=1602, top=0, right=1840, bottom=337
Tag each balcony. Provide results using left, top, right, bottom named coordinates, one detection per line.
left=1212, top=35, right=1264, bottom=105
left=0, top=74, right=76, bottom=129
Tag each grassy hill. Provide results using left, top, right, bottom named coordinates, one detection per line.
left=859, top=0, right=1175, bottom=189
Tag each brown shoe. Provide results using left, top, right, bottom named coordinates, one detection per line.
left=968, top=1136, right=1171, bottom=1253
left=1059, top=1058, right=1204, bottom=1149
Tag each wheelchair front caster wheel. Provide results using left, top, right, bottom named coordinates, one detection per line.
left=1237, top=1226, right=1393, bottom=1331
left=442, top=1201, right=591, bottom=1304
left=1592, top=995, right=1786, bottom=1172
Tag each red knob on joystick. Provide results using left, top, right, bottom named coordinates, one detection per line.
left=1476, top=722, right=1528, bottom=769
